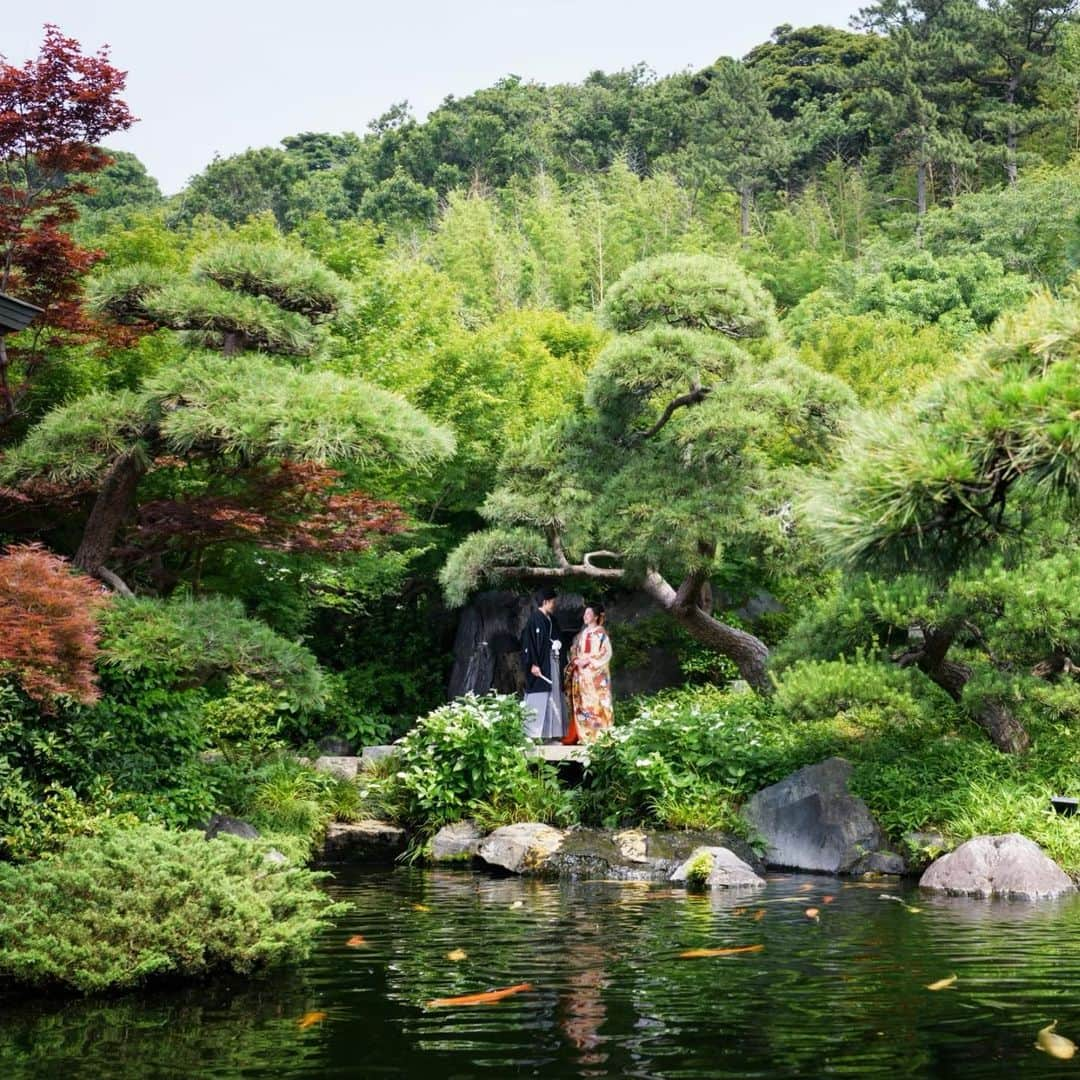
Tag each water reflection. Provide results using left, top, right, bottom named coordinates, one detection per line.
left=1, top=868, right=1079, bottom=1078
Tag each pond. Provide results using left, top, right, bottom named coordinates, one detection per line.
left=2, top=866, right=1079, bottom=1078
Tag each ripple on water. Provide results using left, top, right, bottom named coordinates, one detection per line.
left=2, top=868, right=1080, bottom=1078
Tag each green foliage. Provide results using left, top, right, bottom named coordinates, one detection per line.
left=603, top=253, right=780, bottom=350
left=193, top=241, right=351, bottom=319
left=202, top=675, right=288, bottom=759
left=772, top=657, right=952, bottom=727
left=471, top=765, right=578, bottom=831
left=0, top=825, right=347, bottom=993
left=796, top=312, right=959, bottom=405
left=375, top=694, right=533, bottom=827
left=683, top=850, right=714, bottom=889
left=100, top=596, right=326, bottom=711
left=803, top=285, right=1080, bottom=574
left=440, top=529, right=554, bottom=607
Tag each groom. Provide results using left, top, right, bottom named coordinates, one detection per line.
left=521, top=587, right=562, bottom=740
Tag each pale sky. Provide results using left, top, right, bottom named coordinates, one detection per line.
left=6, top=2, right=862, bottom=194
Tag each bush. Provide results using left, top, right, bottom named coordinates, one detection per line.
left=0, top=825, right=347, bottom=993
left=771, top=657, right=950, bottom=729
left=379, top=694, right=533, bottom=827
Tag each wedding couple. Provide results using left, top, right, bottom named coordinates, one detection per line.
left=521, top=587, right=613, bottom=745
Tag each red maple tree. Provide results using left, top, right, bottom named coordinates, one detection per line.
left=0, top=543, right=107, bottom=705
left=0, top=24, right=135, bottom=429
left=118, top=460, right=407, bottom=576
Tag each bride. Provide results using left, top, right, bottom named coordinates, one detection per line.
left=562, top=604, right=613, bottom=745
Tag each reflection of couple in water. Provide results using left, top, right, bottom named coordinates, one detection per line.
left=520, top=587, right=613, bottom=745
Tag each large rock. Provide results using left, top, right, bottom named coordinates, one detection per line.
left=321, top=820, right=408, bottom=863
left=317, top=735, right=354, bottom=756
left=476, top=823, right=566, bottom=873
left=742, top=757, right=901, bottom=874
left=670, top=846, right=766, bottom=889
left=543, top=828, right=764, bottom=881
left=430, top=820, right=483, bottom=862
left=312, top=755, right=359, bottom=780
left=205, top=814, right=259, bottom=841
left=919, top=834, right=1075, bottom=900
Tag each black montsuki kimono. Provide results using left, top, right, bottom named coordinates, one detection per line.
left=521, top=607, right=554, bottom=694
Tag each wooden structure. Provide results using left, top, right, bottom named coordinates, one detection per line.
left=0, top=292, right=42, bottom=335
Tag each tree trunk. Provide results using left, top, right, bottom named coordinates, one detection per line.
left=915, top=159, right=927, bottom=238
left=1005, top=74, right=1019, bottom=186
left=643, top=569, right=771, bottom=692
left=902, top=631, right=1029, bottom=754
left=74, top=448, right=146, bottom=580
left=739, top=185, right=753, bottom=238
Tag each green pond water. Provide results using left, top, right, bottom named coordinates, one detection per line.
left=2, top=866, right=1080, bottom=1078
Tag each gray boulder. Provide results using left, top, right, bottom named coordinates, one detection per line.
left=312, top=755, right=359, bottom=780
left=670, top=846, right=766, bottom=889
left=476, top=823, right=566, bottom=874
left=430, top=820, right=483, bottom=862
left=321, top=820, right=408, bottom=863
left=742, top=757, right=901, bottom=874
left=543, top=828, right=764, bottom=881
left=919, top=833, right=1075, bottom=900
left=205, top=814, right=260, bottom=841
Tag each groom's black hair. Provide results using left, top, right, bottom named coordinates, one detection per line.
left=537, top=586, right=557, bottom=603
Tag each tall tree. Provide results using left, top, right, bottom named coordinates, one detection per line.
left=854, top=1, right=981, bottom=225
left=972, top=0, right=1078, bottom=183
left=678, top=59, right=791, bottom=236
left=1, top=241, right=453, bottom=589
left=0, top=24, right=134, bottom=433
left=803, top=285, right=1080, bottom=751
left=441, top=254, right=853, bottom=690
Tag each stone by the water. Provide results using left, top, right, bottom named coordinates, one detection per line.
left=742, top=757, right=903, bottom=875
left=476, top=823, right=566, bottom=873
left=317, top=735, right=354, bottom=756
left=919, top=833, right=1075, bottom=900
left=321, top=820, right=408, bottom=863
left=430, top=820, right=483, bottom=861
left=669, top=846, right=766, bottom=889
left=543, top=828, right=763, bottom=881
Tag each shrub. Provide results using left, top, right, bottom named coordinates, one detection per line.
left=771, top=657, right=951, bottom=729
left=0, top=825, right=347, bottom=993
left=381, top=694, right=533, bottom=827
left=0, top=545, right=106, bottom=706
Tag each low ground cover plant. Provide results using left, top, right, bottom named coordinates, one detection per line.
left=0, top=825, right=347, bottom=993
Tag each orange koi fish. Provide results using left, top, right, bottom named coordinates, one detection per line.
left=426, top=982, right=534, bottom=1007
left=752, top=909, right=766, bottom=922
left=297, top=1010, right=328, bottom=1030
left=679, top=944, right=765, bottom=959
left=805, top=908, right=820, bottom=919
left=345, top=934, right=367, bottom=948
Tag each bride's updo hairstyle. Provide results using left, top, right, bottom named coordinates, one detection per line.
left=589, top=603, right=606, bottom=627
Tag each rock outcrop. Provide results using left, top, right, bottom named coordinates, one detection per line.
left=205, top=814, right=260, bottom=841
left=742, top=757, right=902, bottom=875
left=321, top=820, right=408, bottom=863
left=919, top=834, right=1075, bottom=900
left=430, top=820, right=484, bottom=861
left=476, top=823, right=566, bottom=873
left=669, top=846, right=766, bottom=889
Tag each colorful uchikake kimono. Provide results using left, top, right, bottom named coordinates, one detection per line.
left=562, top=625, right=613, bottom=744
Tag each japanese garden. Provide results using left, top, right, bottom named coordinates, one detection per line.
left=2, top=3, right=1080, bottom=1075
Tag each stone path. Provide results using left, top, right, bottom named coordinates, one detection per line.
left=310, top=743, right=589, bottom=779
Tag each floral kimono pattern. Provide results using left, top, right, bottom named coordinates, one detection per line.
left=563, top=626, right=613, bottom=744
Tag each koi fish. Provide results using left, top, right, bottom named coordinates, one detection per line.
left=879, top=894, right=922, bottom=913
left=823, top=896, right=835, bottom=904
left=426, top=982, right=534, bottom=1007
left=412, top=903, right=431, bottom=912
left=297, top=1011, right=327, bottom=1030
left=926, top=974, right=957, bottom=991
left=805, top=908, right=820, bottom=920
left=1035, top=1021, right=1077, bottom=1060
left=731, top=907, right=747, bottom=916
left=752, top=909, right=766, bottom=922
left=679, top=944, right=765, bottom=959
left=345, top=934, right=367, bottom=948
left=798, top=883, right=814, bottom=893
left=446, top=948, right=468, bottom=962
